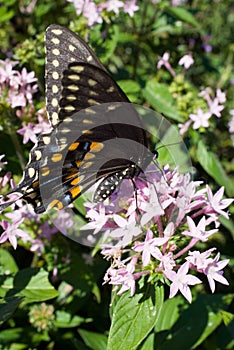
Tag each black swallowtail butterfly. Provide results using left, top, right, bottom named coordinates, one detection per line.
left=0, top=25, right=153, bottom=214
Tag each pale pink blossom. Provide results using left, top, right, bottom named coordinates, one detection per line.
left=164, top=262, right=202, bottom=303
left=189, top=108, right=211, bottom=129
left=178, top=54, right=194, bottom=69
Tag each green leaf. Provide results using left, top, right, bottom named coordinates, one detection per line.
left=197, top=140, right=234, bottom=197
left=107, top=286, right=164, bottom=350
left=155, top=294, right=233, bottom=350
left=143, top=81, right=182, bottom=122
left=155, top=295, right=186, bottom=332
left=0, top=248, right=18, bottom=274
left=166, top=6, right=199, bottom=27
left=157, top=124, right=192, bottom=174
left=0, top=296, right=22, bottom=324
left=54, top=310, right=89, bottom=328
left=140, top=333, right=155, bottom=350
left=118, top=80, right=141, bottom=94
left=0, top=328, right=27, bottom=345
left=0, top=268, right=58, bottom=303
left=0, top=7, right=14, bottom=22
left=78, top=329, right=108, bottom=350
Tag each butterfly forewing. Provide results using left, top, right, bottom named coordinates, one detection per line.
left=45, top=24, right=128, bottom=126
left=0, top=25, right=151, bottom=214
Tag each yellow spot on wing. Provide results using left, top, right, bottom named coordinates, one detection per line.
left=41, top=167, right=50, bottom=176
left=51, top=29, right=62, bottom=35
left=88, top=99, right=100, bottom=105
left=88, top=79, right=97, bottom=86
left=52, top=59, right=59, bottom=67
left=83, top=119, right=93, bottom=124
left=28, top=167, right=35, bottom=178
left=35, top=150, right=42, bottom=160
left=43, top=136, right=51, bottom=145
left=52, top=98, right=58, bottom=107
left=84, top=153, right=95, bottom=160
left=71, top=65, right=84, bottom=73
left=68, top=74, right=80, bottom=81
left=51, top=37, right=60, bottom=44
left=90, top=142, right=104, bottom=152
left=82, top=161, right=92, bottom=168
left=75, top=160, right=82, bottom=167
left=70, top=177, right=79, bottom=186
left=82, top=129, right=93, bottom=135
left=68, top=85, right=79, bottom=91
left=52, top=85, right=59, bottom=93
left=48, top=199, right=64, bottom=210
left=51, top=112, right=59, bottom=125
left=52, top=48, right=60, bottom=55
left=52, top=72, right=59, bottom=80
left=51, top=153, right=63, bottom=162
left=68, top=142, right=79, bottom=151
left=69, top=44, right=75, bottom=52
left=69, top=186, right=82, bottom=199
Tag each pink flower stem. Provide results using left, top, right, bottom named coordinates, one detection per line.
left=164, top=62, right=176, bottom=78
left=173, top=237, right=198, bottom=259
left=156, top=216, right=163, bottom=237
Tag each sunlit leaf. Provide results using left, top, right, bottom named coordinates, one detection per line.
left=107, top=286, right=164, bottom=350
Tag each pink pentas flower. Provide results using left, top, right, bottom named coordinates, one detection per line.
left=83, top=1, right=103, bottom=26
left=133, top=230, right=168, bottom=266
left=178, top=54, right=194, bottom=70
left=20, top=67, right=37, bottom=86
left=204, top=253, right=229, bottom=293
left=17, top=122, right=38, bottom=144
left=30, top=238, right=45, bottom=256
left=186, top=248, right=216, bottom=271
left=0, top=219, right=30, bottom=249
left=156, top=251, right=176, bottom=271
left=205, top=186, right=233, bottom=219
left=58, top=163, right=233, bottom=301
left=0, top=173, right=10, bottom=189
left=208, top=97, right=224, bottom=118
left=183, top=216, right=218, bottom=242
left=0, top=58, right=38, bottom=112
left=157, top=52, right=170, bottom=69
left=110, top=213, right=141, bottom=246
left=140, top=185, right=164, bottom=225
left=189, top=108, right=211, bottom=129
left=81, top=205, right=110, bottom=234
left=8, top=90, right=27, bottom=108
left=164, top=262, right=202, bottom=303
left=216, top=88, right=226, bottom=104
left=104, top=0, right=124, bottom=14
left=34, top=112, right=52, bottom=134
left=157, top=52, right=176, bottom=77
left=178, top=120, right=192, bottom=135
left=0, top=59, right=18, bottom=84
left=67, top=0, right=84, bottom=15
left=123, top=0, right=139, bottom=17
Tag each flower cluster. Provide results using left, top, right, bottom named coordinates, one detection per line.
left=157, top=53, right=229, bottom=134
left=67, top=0, right=139, bottom=26
left=17, top=107, right=51, bottom=144
left=180, top=88, right=226, bottom=133
left=81, top=165, right=232, bottom=302
left=0, top=59, right=38, bottom=111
